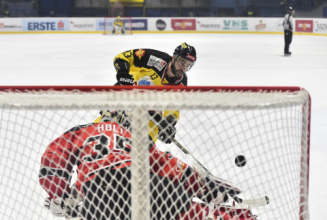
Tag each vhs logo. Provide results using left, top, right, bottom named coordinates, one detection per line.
left=223, top=20, right=248, bottom=30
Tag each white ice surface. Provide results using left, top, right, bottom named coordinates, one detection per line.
left=0, top=33, right=326, bottom=219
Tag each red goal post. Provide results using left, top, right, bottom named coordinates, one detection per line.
left=104, top=17, right=133, bottom=35
left=0, top=86, right=310, bottom=220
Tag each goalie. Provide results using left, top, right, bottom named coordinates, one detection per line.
left=39, top=110, right=258, bottom=220
left=111, top=16, right=125, bottom=34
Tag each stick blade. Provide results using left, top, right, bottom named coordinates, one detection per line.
left=242, top=196, right=269, bottom=207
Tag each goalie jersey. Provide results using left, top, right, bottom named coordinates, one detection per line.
left=113, top=21, right=124, bottom=27
left=39, top=121, right=190, bottom=199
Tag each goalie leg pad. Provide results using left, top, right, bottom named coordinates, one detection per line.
left=82, top=167, right=194, bottom=220
left=82, top=168, right=131, bottom=220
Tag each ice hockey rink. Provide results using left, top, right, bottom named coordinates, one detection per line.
left=0, top=32, right=326, bottom=220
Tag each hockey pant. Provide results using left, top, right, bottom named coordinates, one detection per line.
left=82, top=167, right=192, bottom=220
left=284, top=30, right=293, bottom=53
left=112, top=25, right=125, bottom=34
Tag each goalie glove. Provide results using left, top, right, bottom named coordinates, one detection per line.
left=186, top=163, right=241, bottom=204
left=44, top=196, right=81, bottom=218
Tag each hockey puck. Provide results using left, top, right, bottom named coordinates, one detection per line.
left=235, top=155, right=246, bottom=167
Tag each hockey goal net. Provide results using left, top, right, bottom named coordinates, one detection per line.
left=0, top=86, right=310, bottom=220
left=104, top=17, right=132, bottom=35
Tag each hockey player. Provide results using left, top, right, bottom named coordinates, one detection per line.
left=39, top=110, right=256, bottom=220
left=111, top=42, right=197, bottom=145
left=111, top=16, right=125, bottom=34
left=113, top=42, right=196, bottom=86
left=283, top=7, right=295, bottom=55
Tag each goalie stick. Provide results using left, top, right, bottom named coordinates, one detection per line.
left=171, top=137, right=269, bottom=207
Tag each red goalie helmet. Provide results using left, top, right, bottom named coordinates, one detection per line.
left=99, top=110, right=131, bottom=130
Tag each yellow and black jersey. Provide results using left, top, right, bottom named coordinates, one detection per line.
left=114, top=48, right=188, bottom=86
left=113, top=20, right=124, bottom=27
left=112, top=49, right=187, bottom=142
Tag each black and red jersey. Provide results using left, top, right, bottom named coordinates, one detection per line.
left=39, top=121, right=190, bottom=199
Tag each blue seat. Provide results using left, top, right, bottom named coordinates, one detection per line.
left=146, top=9, right=162, bottom=17
left=125, top=7, right=143, bottom=17
left=259, top=7, right=281, bottom=17
left=57, top=0, right=73, bottom=16
left=39, top=0, right=56, bottom=16
left=57, top=7, right=73, bottom=17
left=161, top=9, right=179, bottom=17
left=93, top=9, right=107, bottom=17
left=254, top=0, right=279, bottom=7
left=181, top=8, right=210, bottom=17
left=146, top=8, right=179, bottom=17
left=74, top=8, right=92, bottom=17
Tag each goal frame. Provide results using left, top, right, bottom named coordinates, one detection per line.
left=0, top=85, right=311, bottom=179
left=0, top=85, right=311, bottom=178
left=0, top=85, right=311, bottom=220
left=103, top=16, right=133, bottom=35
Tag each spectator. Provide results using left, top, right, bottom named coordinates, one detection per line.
left=280, top=0, right=289, bottom=15
left=3, top=4, right=10, bottom=17
left=244, top=1, right=259, bottom=17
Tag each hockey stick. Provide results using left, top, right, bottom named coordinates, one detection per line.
left=171, top=137, right=269, bottom=207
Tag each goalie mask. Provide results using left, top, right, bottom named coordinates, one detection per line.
left=100, top=110, right=131, bottom=130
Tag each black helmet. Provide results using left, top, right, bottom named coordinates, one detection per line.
left=174, top=42, right=197, bottom=62
left=288, top=7, right=295, bottom=13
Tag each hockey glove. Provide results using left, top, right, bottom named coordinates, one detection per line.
left=158, top=118, right=177, bottom=144
left=44, top=196, right=81, bottom=218
left=114, top=59, right=134, bottom=85
left=116, top=72, right=134, bottom=85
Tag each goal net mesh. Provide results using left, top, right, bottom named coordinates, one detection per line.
left=0, top=86, right=310, bottom=220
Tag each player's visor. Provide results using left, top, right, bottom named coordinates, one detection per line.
left=176, top=57, right=195, bottom=72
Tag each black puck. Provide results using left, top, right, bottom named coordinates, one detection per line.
left=235, top=155, right=246, bottom=167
